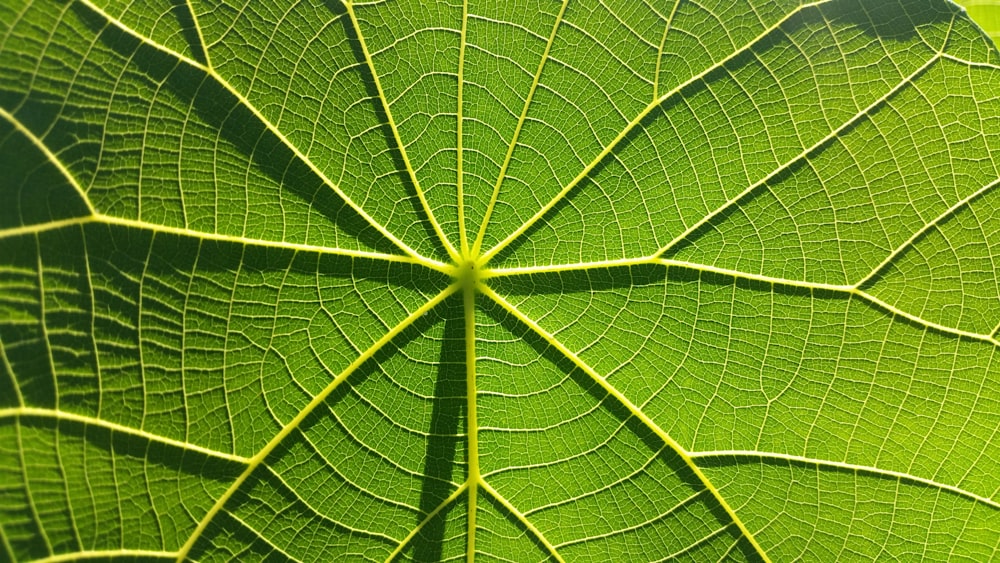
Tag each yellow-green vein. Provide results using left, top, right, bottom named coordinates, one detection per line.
left=484, top=257, right=1000, bottom=345
left=470, top=0, right=571, bottom=258
left=34, top=549, right=178, bottom=562
left=343, top=1, right=462, bottom=264
left=0, top=214, right=452, bottom=275
left=478, top=479, right=565, bottom=562
left=0, top=407, right=250, bottom=464
left=386, top=482, right=470, bottom=562
left=0, top=521, right=14, bottom=562
left=464, top=281, right=479, bottom=562
left=0, top=106, right=96, bottom=216
left=457, top=0, right=469, bottom=256
left=854, top=176, right=1000, bottom=288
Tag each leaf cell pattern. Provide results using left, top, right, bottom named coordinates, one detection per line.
left=1, top=0, right=1000, bottom=561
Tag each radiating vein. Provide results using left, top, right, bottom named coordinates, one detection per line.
left=478, top=0, right=832, bottom=264
left=478, top=480, right=565, bottom=563
left=33, top=549, right=178, bottom=562
left=470, top=0, right=571, bottom=258
left=385, top=481, right=469, bottom=562
left=175, top=284, right=459, bottom=561
left=0, top=407, right=249, bottom=464
left=479, top=284, right=772, bottom=563
left=464, top=281, right=479, bottom=563
left=0, top=106, right=96, bottom=216
left=343, top=1, right=462, bottom=264
left=689, top=450, right=1000, bottom=510
left=854, top=176, right=1000, bottom=288
left=485, top=257, right=855, bottom=292
left=856, top=290, right=999, bottom=344
left=484, top=257, right=1000, bottom=344
left=457, top=0, right=469, bottom=255
left=74, top=0, right=436, bottom=265
left=0, top=214, right=451, bottom=274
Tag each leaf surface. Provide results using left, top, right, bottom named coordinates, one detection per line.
left=2, top=0, right=1000, bottom=561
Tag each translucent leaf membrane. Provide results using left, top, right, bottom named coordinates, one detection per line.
left=458, top=0, right=561, bottom=255
left=862, top=180, right=1000, bottom=336
left=396, top=493, right=468, bottom=562
left=473, top=495, right=553, bottom=563
left=492, top=0, right=1000, bottom=285
left=3, top=0, right=1000, bottom=560
left=349, top=0, right=463, bottom=254
left=0, top=417, right=240, bottom=561
left=475, top=298, right=745, bottom=561
left=667, top=56, right=1000, bottom=287
left=474, top=0, right=670, bottom=256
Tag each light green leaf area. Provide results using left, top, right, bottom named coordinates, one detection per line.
left=958, top=0, right=1000, bottom=44
left=1, top=0, right=999, bottom=561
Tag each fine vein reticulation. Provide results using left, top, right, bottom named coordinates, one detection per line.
left=2, top=0, right=1000, bottom=561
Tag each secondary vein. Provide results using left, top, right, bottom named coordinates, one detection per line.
left=689, top=450, right=1000, bottom=510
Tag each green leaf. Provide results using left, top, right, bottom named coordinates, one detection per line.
left=2, top=0, right=999, bottom=561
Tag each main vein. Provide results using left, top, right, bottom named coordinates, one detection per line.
left=469, top=0, right=570, bottom=257
left=483, top=257, right=1000, bottom=345
left=0, top=214, right=452, bottom=275
left=457, top=0, right=469, bottom=255
left=464, top=281, right=479, bottom=562
left=343, top=1, right=462, bottom=264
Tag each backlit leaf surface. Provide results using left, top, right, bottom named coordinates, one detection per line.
left=2, top=0, right=1000, bottom=561
left=961, top=0, right=1000, bottom=44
